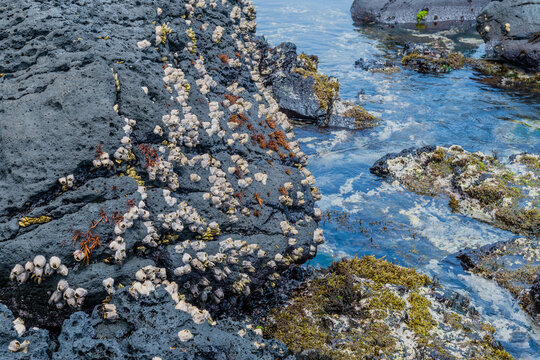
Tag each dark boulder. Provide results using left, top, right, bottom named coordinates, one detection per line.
left=351, top=0, right=490, bottom=26
left=477, top=0, right=540, bottom=72
left=257, top=40, right=378, bottom=129
left=0, top=0, right=323, bottom=342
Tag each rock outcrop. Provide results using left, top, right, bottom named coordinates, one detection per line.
left=0, top=0, right=324, bottom=352
left=0, top=287, right=294, bottom=359
left=371, top=146, right=540, bottom=236
left=477, top=0, right=540, bottom=72
left=458, top=238, right=540, bottom=320
left=257, top=41, right=378, bottom=129
left=401, top=42, right=468, bottom=73
left=350, top=0, right=490, bottom=27
left=262, top=257, right=513, bottom=359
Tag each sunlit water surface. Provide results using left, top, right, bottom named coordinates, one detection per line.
left=253, top=0, right=540, bottom=358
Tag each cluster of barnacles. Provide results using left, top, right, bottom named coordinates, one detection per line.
left=212, top=25, right=224, bottom=43
left=48, top=279, right=87, bottom=309
left=126, top=265, right=213, bottom=324
left=10, top=255, right=67, bottom=285
left=194, top=59, right=218, bottom=95
left=203, top=101, right=225, bottom=137
left=58, top=174, right=75, bottom=190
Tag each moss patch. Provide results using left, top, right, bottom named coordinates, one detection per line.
left=295, top=53, right=340, bottom=112
left=342, top=105, right=378, bottom=129
left=262, top=257, right=510, bottom=359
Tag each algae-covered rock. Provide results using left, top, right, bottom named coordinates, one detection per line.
left=0, top=0, right=322, bottom=340
left=401, top=43, right=468, bottom=74
left=256, top=41, right=377, bottom=129
left=371, top=146, right=540, bottom=236
left=471, top=60, right=540, bottom=92
left=262, top=257, right=513, bottom=360
left=458, top=237, right=540, bottom=320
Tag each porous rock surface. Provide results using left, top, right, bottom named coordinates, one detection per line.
left=350, top=0, right=490, bottom=26
left=371, top=145, right=540, bottom=236
left=0, top=0, right=324, bottom=355
left=0, top=287, right=294, bottom=359
left=477, top=0, right=540, bottom=72
left=257, top=41, right=378, bottom=129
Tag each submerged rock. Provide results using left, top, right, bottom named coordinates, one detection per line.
left=371, top=146, right=540, bottom=236
left=458, top=238, right=540, bottom=321
left=350, top=0, right=490, bottom=27
left=0, top=0, right=322, bottom=344
left=471, top=59, right=540, bottom=91
left=477, top=0, right=540, bottom=72
left=262, top=257, right=513, bottom=359
left=401, top=42, right=468, bottom=73
left=257, top=41, right=377, bottom=129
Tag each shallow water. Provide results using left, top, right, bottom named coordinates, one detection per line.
left=254, top=0, right=540, bottom=358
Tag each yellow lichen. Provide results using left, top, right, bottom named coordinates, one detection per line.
left=19, top=216, right=52, bottom=228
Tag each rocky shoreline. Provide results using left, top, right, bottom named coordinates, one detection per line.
left=0, top=0, right=537, bottom=358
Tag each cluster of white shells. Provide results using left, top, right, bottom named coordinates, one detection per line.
left=127, top=265, right=212, bottom=325
left=10, top=255, right=67, bottom=285
left=48, top=279, right=87, bottom=309
left=58, top=174, right=75, bottom=188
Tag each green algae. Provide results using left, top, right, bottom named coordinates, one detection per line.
left=401, top=51, right=467, bottom=72
left=295, top=53, right=339, bottom=112
left=342, top=105, right=378, bottom=129
left=262, top=257, right=510, bottom=359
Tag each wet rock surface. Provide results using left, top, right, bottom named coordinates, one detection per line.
left=257, top=41, right=377, bottom=129
left=0, top=0, right=324, bottom=356
left=458, top=237, right=540, bottom=320
left=477, top=0, right=540, bottom=72
left=350, top=0, right=490, bottom=27
left=371, top=146, right=540, bottom=236
left=260, top=257, right=513, bottom=360
left=400, top=42, right=468, bottom=73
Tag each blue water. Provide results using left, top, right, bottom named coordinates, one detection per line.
left=254, top=0, right=540, bottom=358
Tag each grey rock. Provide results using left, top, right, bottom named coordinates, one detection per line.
left=51, top=287, right=293, bottom=360
left=257, top=40, right=376, bottom=129
left=0, top=0, right=320, bottom=340
left=477, top=0, right=540, bottom=72
left=350, top=0, right=490, bottom=26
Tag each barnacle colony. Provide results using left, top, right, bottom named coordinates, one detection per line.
left=5, top=1, right=325, bottom=351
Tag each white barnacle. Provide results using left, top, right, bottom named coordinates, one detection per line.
left=24, top=261, right=34, bottom=274
left=313, top=228, right=325, bottom=244
left=49, top=256, right=61, bottom=270
left=190, top=174, right=201, bottom=182
left=102, top=277, right=115, bottom=294
left=137, top=39, right=152, bottom=50
left=135, top=269, right=147, bottom=282
left=13, top=318, right=25, bottom=337
left=57, top=264, right=69, bottom=276
left=16, top=272, right=29, bottom=284
left=33, top=255, right=46, bottom=269
left=57, top=279, right=69, bottom=292
left=9, top=264, right=24, bottom=281
left=254, top=173, right=267, bottom=185
left=8, top=340, right=30, bottom=353
left=63, top=287, right=75, bottom=300
left=178, top=329, right=194, bottom=342
left=74, top=288, right=88, bottom=299
left=73, top=250, right=85, bottom=262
